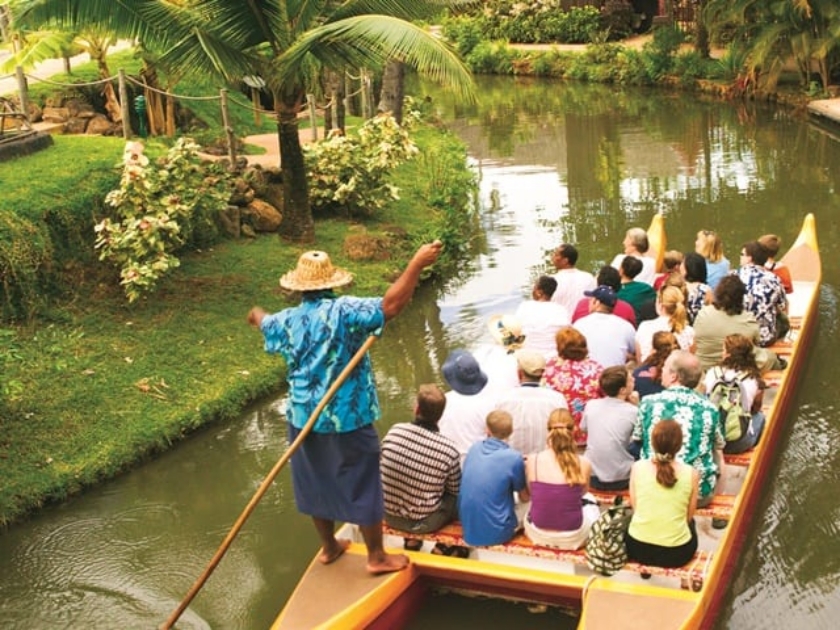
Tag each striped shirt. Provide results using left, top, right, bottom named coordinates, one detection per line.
left=381, top=423, right=461, bottom=522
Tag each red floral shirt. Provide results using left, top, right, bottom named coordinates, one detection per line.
left=542, top=357, right=604, bottom=445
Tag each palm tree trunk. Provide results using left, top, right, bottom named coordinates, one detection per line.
left=276, top=93, right=315, bottom=243
left=378, top=59, right=405, bottom=124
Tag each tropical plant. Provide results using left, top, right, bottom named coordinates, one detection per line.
left=15, top=0, right=475, bottom=244
left=94, top=139, right=231, bottom=302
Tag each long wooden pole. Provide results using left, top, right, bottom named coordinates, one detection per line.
left=160, top=333, right=379, bottom=629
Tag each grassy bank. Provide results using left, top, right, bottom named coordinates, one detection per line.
left=0, top=123, right=477, bottom=527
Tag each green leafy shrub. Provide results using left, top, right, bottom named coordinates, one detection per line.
left=304, top=113, right=420, bottom=218
left=641, top=24, right=686, bottom=80
left=465, top=41, right=519, bottom=74
left=673, top=50, right=711, bottom=86
left=95, top=138, right=232, bottom=302
left=600, top=0, right=637, bottom=41
left=441, top=14, right=488, bottom=57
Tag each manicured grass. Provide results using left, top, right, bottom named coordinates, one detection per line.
left=0, top=123, right=476, bottom=526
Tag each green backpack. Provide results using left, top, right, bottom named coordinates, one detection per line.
left=585, top=496, right=633, bottom=576
left=707, top=367, right=751, bottom=442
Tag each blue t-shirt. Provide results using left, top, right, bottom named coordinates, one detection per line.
left=260, top=292, right=384, bottom=433
left=458, top=438, right=527, bottom=546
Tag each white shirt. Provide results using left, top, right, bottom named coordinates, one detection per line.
left=611, top=253, right=657, bottom=286
left=573, top=312, right=636, bottom=368
left=495, top=383, right=568, bottom=457
left=514, top=299, right=571, bottom=360
left=439, top=390, right=498, bottom=465
left=471, top=344, right=519, bottom=398
left=635, top=316, right=695, bottom=361
left=552, top=268, right=596, bottom=314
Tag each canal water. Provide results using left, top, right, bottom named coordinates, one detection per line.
left=2, top=76, right=840, bottom=629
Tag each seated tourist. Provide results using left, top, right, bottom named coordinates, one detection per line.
left=381, top=384, right=461, bottom=549
left=634, top=285, right=695, bottom=363
left=496, top=349, right=568, bottom=457
left=758, top=234, right=793, bottom=294
left=611, top=226, right=656, bottom=286
left=682, top=251, right=713, bottom=325
left=626, top=419, right=699, bottom=568
left=550, top=243, right=597, bottom=314
left=736, top=240, right=788, bottom=347
left=654, top=250, right=684, bottom=291
left=632, top=331, right=679, bottom=400
left=523, top=409, right=601, bottom=550
left=514, top=275, right=571, bottom=359
left=617, top=256, right=657, bottom=323
left=541, top=326, right=604, bottom=446
left=574, top=285, right=636, bottom=368
left=572, top=265, right=636, bottom=328
left=581, top=366, right=638, bottom=491
left=702, top=334, right=766, bottom=454
left=459, top=410, right=531, bottom=547
left=695, top=229, right=730, bottom=290
left=438, top=349, right=496, bottom=465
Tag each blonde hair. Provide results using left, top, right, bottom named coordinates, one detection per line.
left=546, top=409, right=585, bottom=486
left=696, top=230, right=725, bottom=263
left=659, top=285, right=688, bottom=334
left=486, top=410, right=513, bottom=440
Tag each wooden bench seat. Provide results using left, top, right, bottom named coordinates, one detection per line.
left=383, top=521, right=715, bottom=586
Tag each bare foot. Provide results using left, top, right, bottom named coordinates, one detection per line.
left=366, top=552, right=410, bottom=575
left=318, top=538, right=351, bottom=565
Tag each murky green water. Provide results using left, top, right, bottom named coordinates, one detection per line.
left=2, top=76, right=840, bottom=629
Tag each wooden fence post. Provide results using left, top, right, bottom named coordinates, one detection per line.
left=219, top=89, right=237, bottom=166
left=119, top=69, right=132, bottom=139
left=15, top=66, right=30, bottom=123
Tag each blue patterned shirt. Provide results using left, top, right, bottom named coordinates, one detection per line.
left=736, top=265, right=786, bottom=346
left=260, top=292, right=384, bottom=433
left=632, top=386, right=725, bottom=499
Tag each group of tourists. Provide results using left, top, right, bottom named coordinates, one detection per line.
left=249, top=224, right=792, bottom=577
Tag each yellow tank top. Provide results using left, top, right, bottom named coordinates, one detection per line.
left=628, top=461, right=692, bottom=547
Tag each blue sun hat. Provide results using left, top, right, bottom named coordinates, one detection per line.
left=442, top=350, right=489, bottom=396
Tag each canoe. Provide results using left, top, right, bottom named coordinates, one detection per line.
left=272, top=213, right=820, bottom=630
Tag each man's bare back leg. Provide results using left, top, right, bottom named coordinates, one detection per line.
left=312, top=517, right=351, bottom=564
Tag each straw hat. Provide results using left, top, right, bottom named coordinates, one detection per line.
left=487, top=314, right=525, bottom=351
left=279, top=251, right=354, bottom=291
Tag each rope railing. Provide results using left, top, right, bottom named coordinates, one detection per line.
left=6, top=61, right=379, bottom=159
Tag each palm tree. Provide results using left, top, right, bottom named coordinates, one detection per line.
left=16, top=0, right=475, bottom=242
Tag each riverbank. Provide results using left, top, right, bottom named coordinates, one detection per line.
left=0, top=123, right=477, bottom=527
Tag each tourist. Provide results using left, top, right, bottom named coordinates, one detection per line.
left=459, top=410, right=531, bottom=547
left=625, top=420, right=699, bottom=568
left=634, top=285, right=695, bottom=363
left=611, top=226, right=657, bottom=286
left=523, top=409, right=601, bottom=550
left=438, top=349, right=496, bottom=465
left=381, top=384, right=461, bottom=549
left=702, top=334, right=766, bottom=454
left=616, top=256, right=657, bottom=323
left=541, top=326, right=604, bottom=446
left=550, top=243, right=597, bottom=314
left=632, top=331, right=679, bottom=400
left=758, top=234, right=793, bottom=294
left=495, top=349, right=568, bottom=457
left=693, top=275, right=777, bottom=372
left=581, top=366, right=638, bottom=491
left=654, top=250, right=684, bottom=291
left=514, top=275, right=571, bottom=359
left=695, top=229, right=730, bottom=290
left=631, top=350, right=724, bottom=508
left=575, top=285, right=636, bottom=367
left=248, top=242, right=442, bottom=575
left=736, top=240, right=788, bottom=347
left=682, top=251, right=713, bottom=324
left=572, top=265, right=636, bottom=328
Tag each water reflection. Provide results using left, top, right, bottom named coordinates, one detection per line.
left=2, top=75, right=840, bottom=629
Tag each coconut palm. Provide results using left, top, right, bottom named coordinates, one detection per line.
left=15, top=0, right=475, bottom=242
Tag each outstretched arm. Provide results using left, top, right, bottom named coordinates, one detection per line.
left=382, top=241, right=443, bottom=321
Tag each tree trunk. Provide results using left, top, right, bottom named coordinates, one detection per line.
left=378, top=59, right=405, bottom=124
left=695, top=0, right=710, bottom=59
left=94, top=55, right=122, bottom=123
left=276, top=93, right=315, bottom=243
left=327, top=69, right=346, bottom=134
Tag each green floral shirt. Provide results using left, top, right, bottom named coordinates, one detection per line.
left=632, top=386, right=725, bottom=498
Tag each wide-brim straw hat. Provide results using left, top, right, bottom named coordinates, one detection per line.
left=279, top=251, right=354, bottom=291
left=487, top=314, right=526, bottom=350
